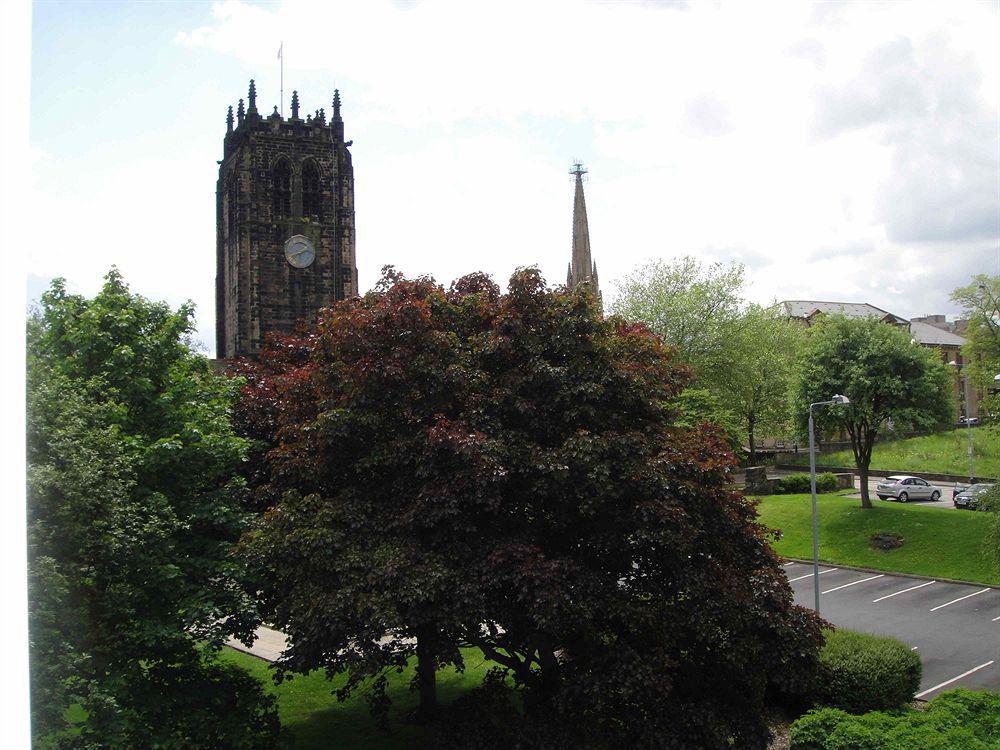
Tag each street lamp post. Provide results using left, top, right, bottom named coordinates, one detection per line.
left=949, top=361, right=975, bottom=484
left=808, top=394, right=850, bottom=614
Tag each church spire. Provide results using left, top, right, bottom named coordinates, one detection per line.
left=567, top=162, right=601, bottom=303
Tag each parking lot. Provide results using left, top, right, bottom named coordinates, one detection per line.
left=783, top=561, right=1000, bottom=696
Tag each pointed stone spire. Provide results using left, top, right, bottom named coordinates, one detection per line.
left=247, top=79, right=258, bottom=114
left=333, top=89, right=342, bottom=122
left=567, top=162, right=601, bottom=303
left=318, top=107, right=326, bottom=125
left=226, top=105, right=234, bottom=133
left=291, top=90, right=300, bottom=119
left=237, top=98, right=245, bottom=124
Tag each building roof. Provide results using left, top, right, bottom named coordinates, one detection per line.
left=779, top=300, right=909, bottom=326
left=909, top=319, right=966, bottom=347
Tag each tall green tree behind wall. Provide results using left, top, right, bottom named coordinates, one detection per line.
left=790, top=315, right=954, bottom=508
left=27, top=271, right=281, bottom=749
left=612, top=257, right=802, bottom=457
left=951, top=274, right=1000, bottom=422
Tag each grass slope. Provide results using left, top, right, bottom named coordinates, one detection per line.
left=218, top=647, right=490, bottom=750
left=784, top=427, right=1000, bottom=479
left=757, top=492, right=999, bottom=585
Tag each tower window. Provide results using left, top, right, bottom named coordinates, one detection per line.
left=302, top=161, right=321, bottom=218
left=273, top=158, right=292, bottom=219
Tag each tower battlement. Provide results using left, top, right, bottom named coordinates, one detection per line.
left=222, top=81, right=349, bottom=159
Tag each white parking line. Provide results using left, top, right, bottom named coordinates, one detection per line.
left=911, top=646, right=919, bottom=651
left=782, top=562, right=796, bottom=567
left=872, top=580, right=936, bottom=603
left=993, top=615, right=1000, bottom=622
left=915, top=661, right=995, bottom=699
left=788, top=568, right=838, bottom=583
left=929, top=588, right=992, bottom=612
left=822, top=574, right=884, bottom=595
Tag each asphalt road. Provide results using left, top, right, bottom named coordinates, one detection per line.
left=783, top=562, right=1000, bottom=696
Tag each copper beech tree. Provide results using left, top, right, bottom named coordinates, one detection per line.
left=235, top=267, right=824, bottom=748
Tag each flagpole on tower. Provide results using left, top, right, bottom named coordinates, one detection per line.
left=278, top=42, right=284, bottom=117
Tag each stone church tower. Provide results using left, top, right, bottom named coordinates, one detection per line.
left=565, top=162, right=600, bottom=303
left=216, top=80, right=357, bottom=358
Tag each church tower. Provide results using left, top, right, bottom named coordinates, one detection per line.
left=216, top=80, right=358, bottom=358
left=565, top=162, right=600, bottom=303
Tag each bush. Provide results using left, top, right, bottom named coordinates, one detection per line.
left=814, top=629, right=921, bottom=713
left=789, top=688, right=1000, bottom=750
left=776, top=472, right=838, bottom=494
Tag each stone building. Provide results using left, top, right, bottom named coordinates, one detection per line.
left=216, top=80, right=357, bottom=358
left=565, top=162, right=601, bottom=304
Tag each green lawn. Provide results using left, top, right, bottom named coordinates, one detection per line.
left=783, top=427, right=1000, bottom=478
left=757, top=492, right=1000, bottom=585
left=218, top=647, right=491, bottom=750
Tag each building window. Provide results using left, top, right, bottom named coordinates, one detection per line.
left=273, top=158, right=291, bottom=219
left=302, top=160, right=321, bottom=218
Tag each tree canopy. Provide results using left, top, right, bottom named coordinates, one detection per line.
left=237, top=266, right=825, bottom=747
left=951, top=274, right=1000, bottom=422
left=611, top=256, right=802, bottom=457
left=27, top=270, right=281, bottom=748
left=790, top=315, right=953, bottom=507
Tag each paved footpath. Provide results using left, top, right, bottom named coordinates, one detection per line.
left=783, top=561, right=1000, bottom=697
left=226, top=625, right=287, bottom=662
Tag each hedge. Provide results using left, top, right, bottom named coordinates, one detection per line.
left=790, top=688, right=1000, bottom=750
left=814, top=629, right=921, bottom=713
left=776, top=472, right=839, bottom=494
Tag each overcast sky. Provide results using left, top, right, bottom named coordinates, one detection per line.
left=25, top=0, right=1000, bottom=355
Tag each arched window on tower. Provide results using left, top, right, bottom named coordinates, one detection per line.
left=272, top=158, right=291, bottom=219
left=302, top=160, right=321, bottom=218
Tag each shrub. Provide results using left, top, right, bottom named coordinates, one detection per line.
left=776, top=472, right=838, bottom=494
left=789, top=688, right=1000, bottom=750
left=814, top=629, right=921, bottom=713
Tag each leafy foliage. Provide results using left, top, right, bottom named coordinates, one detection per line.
left=27, top=270, right=281, bottom=748
left=951, top=274, right=1000, bottom=423
left=814, top=629, right=921, bottom=714
left=612, top=258, right=803, bottom=460
left=790, top=315, right=953, bottom=507
left=774, top=472, right=839, bottom=494
left=237, top=266, right=826, bottom=748
left=790, top=689, right=1000, bottom=750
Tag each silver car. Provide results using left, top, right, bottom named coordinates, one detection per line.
left=875, top=475, right=941, bottom=503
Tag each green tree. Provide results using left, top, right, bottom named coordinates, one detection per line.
left=239, top=267, right=826, bottom=747
left=951, top=274, right=1000, bottom=422
left=27, top=270, right=281, bottom=748
left=791, top=315, right=954, bottom=508
left=612, top=256, right=745, bottom=383
left=721, top=304, right=802, bottom=464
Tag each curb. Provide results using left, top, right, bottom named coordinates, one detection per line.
left=782, top=558, right=1000, bottom=590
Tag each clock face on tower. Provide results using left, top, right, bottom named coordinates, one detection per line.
left=283, top=235, right=316, bottom=269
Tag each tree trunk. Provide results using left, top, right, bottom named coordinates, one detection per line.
left=414, top=625, right=438, bottom=721
left=747, top=413, right=756, bottom=466
left=858, top=431, right=875, bottom=510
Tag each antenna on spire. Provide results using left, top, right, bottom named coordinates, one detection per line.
left=570, top=161, right=587, bottom=179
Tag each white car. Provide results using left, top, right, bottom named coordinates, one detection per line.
left=875, top=475, right=941, bottom=503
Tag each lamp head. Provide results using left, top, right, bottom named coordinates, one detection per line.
left=831, top=394, right=850, bottom=405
